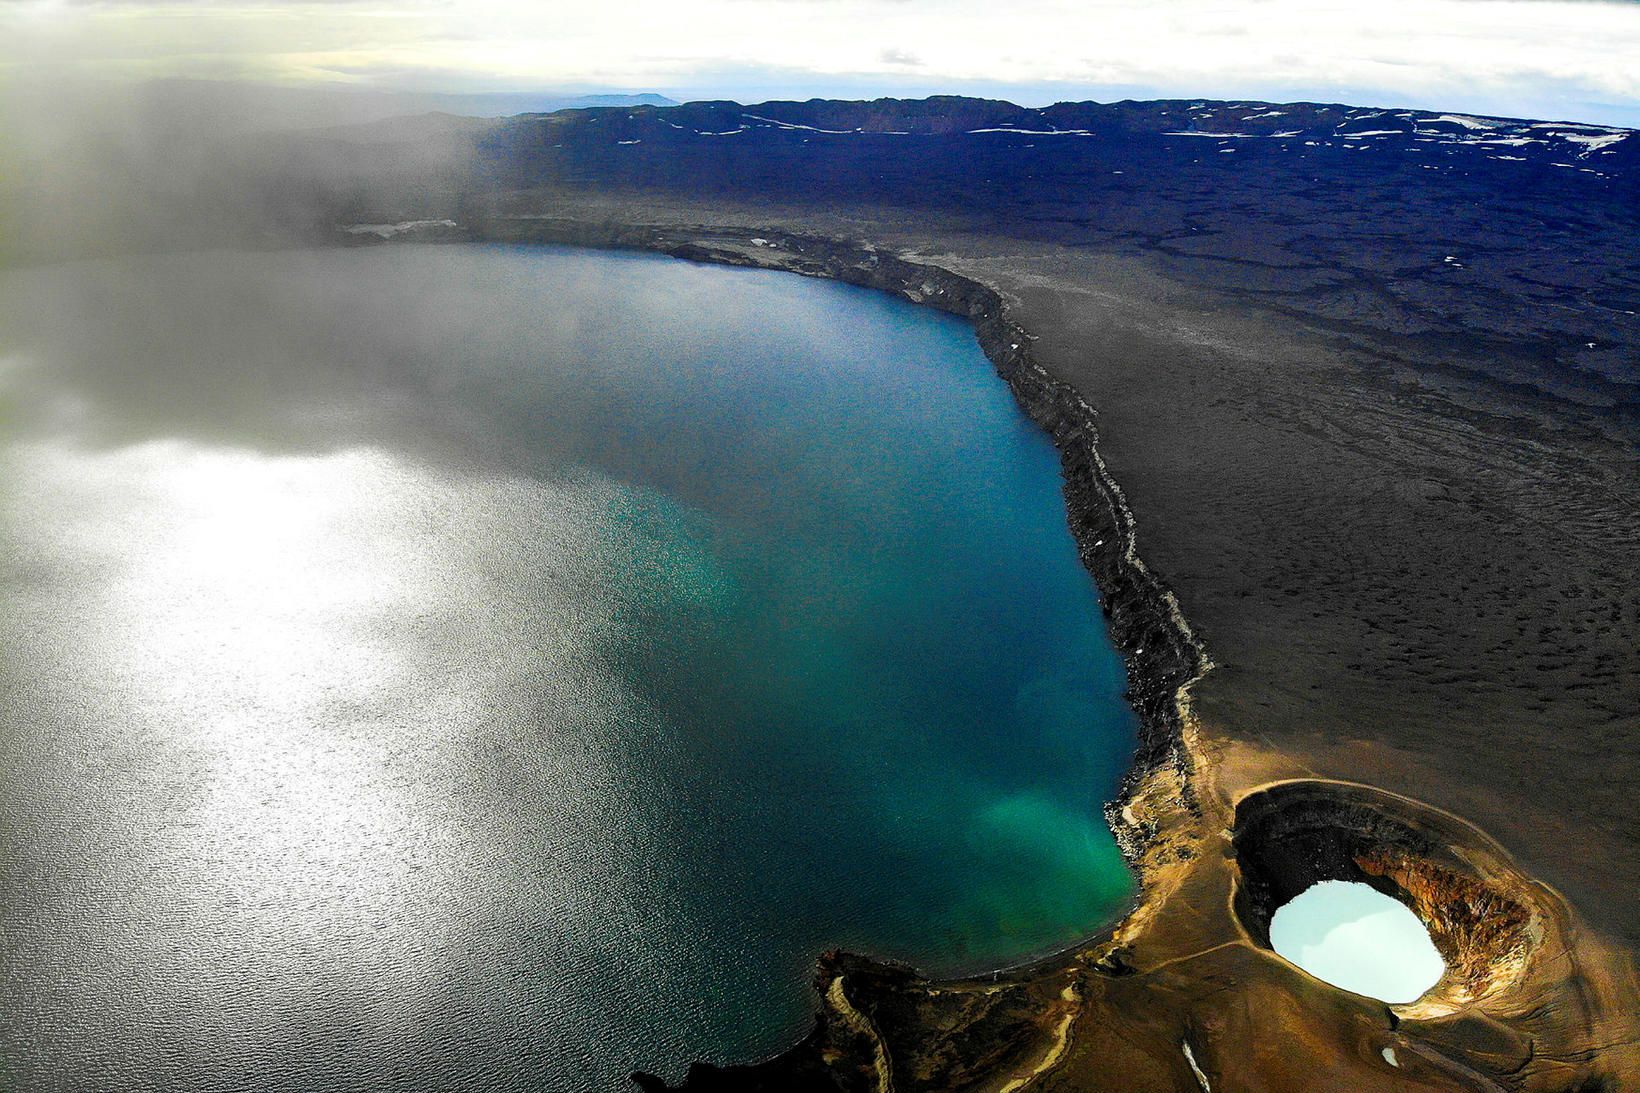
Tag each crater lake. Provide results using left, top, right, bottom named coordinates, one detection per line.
left=0, top=244, right=1136, bottom=1091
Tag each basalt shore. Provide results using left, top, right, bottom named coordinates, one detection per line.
left=13, top=94, right=1640, bottom=1090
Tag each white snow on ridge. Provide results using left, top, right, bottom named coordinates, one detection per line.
left=1338, top=130, right=1403, bottom=137
left=1164, top=131, right=1255, bottom=138
left=1560, top=132, right=1628, bottom=153
left=967, top=127, right=1093, bottom=136
left=1423, top=114, right=1497, bottom=130
left=1529, top=121, right=1617, bottom=131
left=742, top=113, right=854, bottom=134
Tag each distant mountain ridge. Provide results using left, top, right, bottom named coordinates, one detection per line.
left=511, top=95, right=1634, bottom=176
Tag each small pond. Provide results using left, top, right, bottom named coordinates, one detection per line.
left=1269, top=880, right=1445, bottom=1003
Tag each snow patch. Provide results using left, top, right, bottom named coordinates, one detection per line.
left=742, top=113, right=853, bottom=134
left=967, top=127, right=1093, bottom=136
left=1529, top=121, right=1615, bottom=131
left=1559, top=132, right=1628, bottom=154
left=1182, top=1041, right=1211, bottom=1090
left=1424, top=114, right=1497, bottom=130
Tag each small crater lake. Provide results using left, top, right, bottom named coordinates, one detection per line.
left=1270, top=881, right=1446, bottom=1004
left=0, top=245, right=1136, bottom=1091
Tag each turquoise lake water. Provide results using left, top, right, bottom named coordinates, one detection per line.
left=0, top=245, right=1135, bottom=1090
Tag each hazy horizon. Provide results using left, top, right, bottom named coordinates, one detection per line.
left=4, top=0, right=1639, bottom=130
left=17, top=73, right=1640, bottom=131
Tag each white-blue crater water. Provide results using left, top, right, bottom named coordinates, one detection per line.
left=0, top=244, right=1138, bottom=1092
left=1269, top=880, right=1446, bottom=1003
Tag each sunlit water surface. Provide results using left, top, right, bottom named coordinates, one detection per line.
left=1269, top=881, right=1446, bottom=1003
left=0, top=245, right=1135, bottom=1091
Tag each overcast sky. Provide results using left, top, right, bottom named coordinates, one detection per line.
left=3, top=0, right=1639, bottom=126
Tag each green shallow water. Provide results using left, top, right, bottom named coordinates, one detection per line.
left=0, top=244, right=1135, bottom=1091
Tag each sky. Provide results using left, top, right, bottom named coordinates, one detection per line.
left=2, top=0, right=1639, bottom=126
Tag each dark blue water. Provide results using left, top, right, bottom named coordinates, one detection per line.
left=0, top=245, right=1135, bottom=1091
